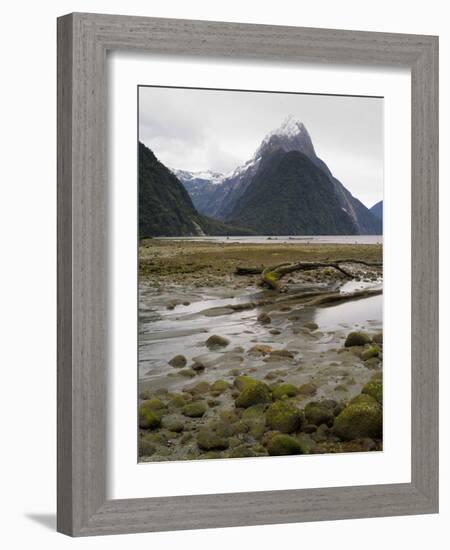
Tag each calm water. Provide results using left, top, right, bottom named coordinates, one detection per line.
left=156, top=235, right=383, bottom=245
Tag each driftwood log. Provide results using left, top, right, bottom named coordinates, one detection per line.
left=235, top=259, right=382, bottom=290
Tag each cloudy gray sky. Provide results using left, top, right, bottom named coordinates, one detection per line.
left=139, top=86, right=383, bottom=208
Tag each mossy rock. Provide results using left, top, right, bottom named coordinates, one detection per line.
left=267, top=434, right=303, bottom=456
left=138, top=437, right=156, bottom=457
left=362, top=379, right=383, bottom=404
left=169, top=394, right=188, bottom=408
left=197, top=430, right=229, bottom=451
left=161, top=415, right=185, bottom=433
left=361, top=346, right=379, bottom=361
left=168, top=354, right=187, bottom=368
left=372, top=332, right=383, bottom=344
left=344, top=331, right=372, bottom=347
left=297, top=382, right=318, bottom=396
left=271, top=383, right=299, bottom=400
left=242, top=403, right=267, bottom=420
left=187, top=381, right=211, bottom=395
left=210, top=379, right=230, bottom=395
left=304, top=401, right=335, bottom=427
left=219, top=409, right=240, bottom=424
left=141, top=397, right=166, bottom=411
left=333, top=401, right=382, bottom=440
left=234, top=375, right=259, bottom=391
left=138, top=402, right=163, bottom=429
left=182, top=401, right=207, bottom=418
left=139, top=389, right=152, bottom=400
left=205, top=334, right=230, bottom=349
left=265, top=401, right=304, bottom=433
left=235, top=381, right=272, bottom=408
left=348, top=394, right=378, bottom=407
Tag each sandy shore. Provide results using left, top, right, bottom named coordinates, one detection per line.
left=138, top=240, right=383, bottom=461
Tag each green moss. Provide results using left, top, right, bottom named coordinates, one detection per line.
left=235, top=381, right=272, bottom=408
left=138, top=401, right=163, bottom=429
left=161, top=415, right=184, bottom=433
left=272, top=383, right=299, bottom=400
left=267, top=434, right=303, bottom=456
left=362, top=379, right=383, bottom=404
left=210, top=380, right=230, bottom=395
left=197, top=429, right=229, bottom=451
left=265, top=401, right=304, bottom=433
left=169, top=394, right=188, bottom=408
left=348, top=394, right=378, bottom=407
left=297, top=382, right=318, bottom=396
left=182, top=401, right=207, bottom=418
left=234, top=375, right=259, bottom=391
left=344, top=331, right=372, bottom=347
left=138, top=437, right=156, bottom=457
left=304, top=401, right=335, bottom=427
left=333, top=401, right=382, bottom=440
left=361, top=346, right=379, bottom=361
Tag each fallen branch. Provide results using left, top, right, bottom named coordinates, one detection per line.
left=235, top=259, right=382, bottom=291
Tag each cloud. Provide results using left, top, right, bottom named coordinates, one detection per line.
left=138, top=86, right=383, bottom=206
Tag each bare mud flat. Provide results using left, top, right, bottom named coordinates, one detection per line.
left=138, top=240, right=383, bottom=461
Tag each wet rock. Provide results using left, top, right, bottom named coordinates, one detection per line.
left=303, top=321, right=319, bottom=331
left=372, top=332, right=383, bottom=344
left=207, top=398, right=221, bottom=407
left=235, top=381, right=272, bottom=408
left=161, top=415, right=184, bottom=433
left=333, top=400, right=382, bottom=440
left=265, top=401, right=304, bottom=433
left=304, top=401, right=335, bottom=427
left=269, top=329, right=281, bottom=335
left=139, top=390, right=152, bottom=400
left=303, top=424, right=317, bottom=434
left=344, top=331, right=372, bottom=347
left=297, top=382, right=318, bottom=396
left=197, top=430, right=229, bottom=451
left=210, top=379, right=230, bottom=395
left=264, top=371, right=279, bottom=380
left=182, top=401, right=207, bottom=418
left=267, top=434, right=303, bottom=456
left=234, top=375, right=259, bottom=391
left=364, top=357, right=381, bottom=370
left=271, top=383, right=299, bottom=400
left=205, top=334, right=230, bottom=349
left=348, top=394, right=378, bottom=407
left=168, top=354, right=187, bottom=368
left=361, top=346, right=379, bottom=361
left=257, top=312, right=271, bottom=324
left=248, top=344, right=273, bottom=355
left=270, top=349, right=295, bottom=359
left=178, top=368, right=196, bottom=378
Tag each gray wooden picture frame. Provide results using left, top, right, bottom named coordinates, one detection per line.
left=57, top=12, right=439, bottom=537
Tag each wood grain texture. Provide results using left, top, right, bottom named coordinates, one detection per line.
left=57, top=12, right=439, bottom=537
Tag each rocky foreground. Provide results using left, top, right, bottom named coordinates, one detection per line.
left=138, top=240, right=383, bottom=461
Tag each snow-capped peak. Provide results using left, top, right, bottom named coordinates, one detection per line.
left=276, top=114, right=307, bottom=138
left=171, top=168, right=225, bottom=185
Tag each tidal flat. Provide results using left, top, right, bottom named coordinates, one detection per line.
left=138, top=239, right=383, bottom=461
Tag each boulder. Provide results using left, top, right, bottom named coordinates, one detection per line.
left=271, top=383, right=299, bottom=400
left=267, top=434, right=303, bottom=456
left=205, top=334, right=230, bottom=349
left=168, top=354, right=187, bottom=368
left=344, top=331, right=372, bottom=347
left=333, top=401, right=382, bottom=440
left=235, top=381, right=272, bottom=408
left=304, top=401, right=335, bottom=427
left=265, top=401, right=304, bottom=433
left=182, top=401, right=207, bottom=418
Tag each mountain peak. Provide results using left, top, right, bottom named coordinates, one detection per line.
left=254, top=116, right=316, bottom=161
left=276, top=115, right=307, bottom=138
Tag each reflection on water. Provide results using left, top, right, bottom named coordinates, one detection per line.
left=314, top=294, right=382, bottom=330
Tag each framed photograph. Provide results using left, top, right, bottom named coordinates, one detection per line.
left=57, top=13, right=438, bottom=536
